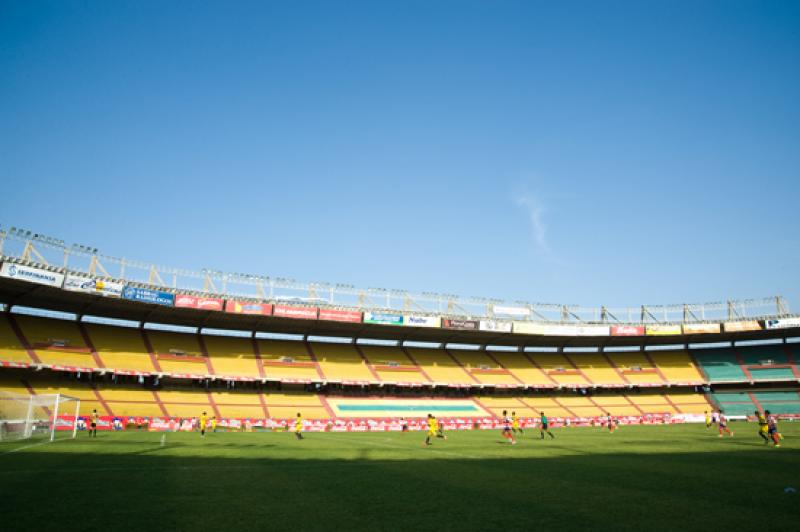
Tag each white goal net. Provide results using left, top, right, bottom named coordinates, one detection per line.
left=0, top=392, right=80, bottom=442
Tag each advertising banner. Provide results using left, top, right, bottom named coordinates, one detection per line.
left=175, top=295, right=224, bottom=311
left=512, top=322, right=546, bottom=335
left=63, top=274, right=124, bottom=298
left=0, top=262, right=64, bottom=287
left=479, top=320, right=513, bottom=333
left=492, top=305, right=530, bottom=317
left=273, top=305, right=318, bottom=320
left=121, top=286, right=175, bottom=306
left=610, top=325, right=645, bottom=336
left=442, top=318, right=479, bottom=330
left=764, top=317, right=800, bottom=330
left=645, top=324, right=682, bottom=336
left=575, top=325, right=611, bottom=336
left=318, top=309, right=362, bottom=323
left=722, top=320, right=761, bottom=333
left=543, top=324, right=579, bottom=336
left=403, top=315, right=441, bottom=328
left=225, top=300, right=273, bottom=315
left=682, top=323, right=721, bottom=334
left=363, top=312, right=404, bottom=325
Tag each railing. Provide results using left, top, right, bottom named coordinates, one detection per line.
left=0, top=226, right=791, bottom=324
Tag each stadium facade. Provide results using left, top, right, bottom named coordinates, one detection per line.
left=1, top=226, right=799, bottom=432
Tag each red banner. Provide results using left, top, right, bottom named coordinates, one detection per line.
left=273, top=305, right=318, bottom=320
left=318, top=309, right=362, bottom=323
left=175, top=295, right=224, bottom=311
left=224, top=300, right=273, bottom=315
left=610, top=325, right=645, bottom=336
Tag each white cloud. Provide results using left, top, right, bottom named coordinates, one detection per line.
left=516, top=192, right=551, bottom=256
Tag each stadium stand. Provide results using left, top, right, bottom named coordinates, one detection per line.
left=404, top=347, right=473, bottom=385
left=527, top=352, right=591, bottom=386
left=709, top=390, right=800, bottom=416
left=84, top=322, right=157, bottom=374
left=447, top=350, right=521, bottom=386
left=646, top=351, right=705, bottom=383
left=203, top=335, right=262, bottom=379
left=16, top=315, right=95, bottom=368
left=257, top=339, right=320, bottom=382
left=311, top=342, right=373, bottom=382
left=358, top=345, right=432, bottom=385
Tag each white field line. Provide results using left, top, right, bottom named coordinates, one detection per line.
left=160, top=433, right=166, bottom=447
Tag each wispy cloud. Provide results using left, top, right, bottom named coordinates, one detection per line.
left=516, top=191, right=551, bottom=256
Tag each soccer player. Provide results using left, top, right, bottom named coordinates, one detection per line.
left=90, top=409, right=98, bottom=438
left=766, top=410, right=781, bottom=447
left=540, top=411, right=555, bottom=439
left=400, top=417, right=409, bottom=433
left=437, top=418, right=447, bottom=440
left=705, top=411, right=712, bottom=429
left=295, top=412, right=304, bottom=440
left=755, top=410, right=769, bottom=444
left=199, top=411, right=208, bottom=437
left=717, top=410, right=733, bottom=437
left=500, top=410, right=516, bottom=444
left=211, top=416, right=218, bottom=433
left=424, top=414, right=436, bottom=446
left=511, top=411, right=523, bottom=436
left=606, top=412, right=615, bottom=433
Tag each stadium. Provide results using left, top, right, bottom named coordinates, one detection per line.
left=1, top=227, right=798, bottom=530
left=3, top=3, right=800, bottom=531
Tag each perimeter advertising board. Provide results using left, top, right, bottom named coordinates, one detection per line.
left=645, top=324, right=682, bottom=336
left=273, top=305, right=318, bottom=320
left=175, top=295, right=224, bottom=311
left=121, top=286, right=175, bottom=306
left=764, top=318, right=800, bottom=330
left=723, top=320, right=761, bottom=332
left=479, top=320, right=513, bottom=333
left=224, top=300, right=273, bottom=315
left=442, top=319, right=479, bottom=331
left=682, top=323, right=721, bottom=334
left=575, top=325, right=611, bottom=336
left=403, top=315, right=441, bottom=328
left=318, top=309, right=362, bottom=323
left=610, top=325, right=645, bottom=336
left=0, top=262, right=64, bottom=287
left=363, top=312, right=404, bottom=325
left=63, top=274, right=124, bottom=298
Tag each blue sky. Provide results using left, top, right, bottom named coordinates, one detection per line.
left=1, top=1, right=798, bottom=310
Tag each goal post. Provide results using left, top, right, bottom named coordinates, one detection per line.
left=0, top=391, right=80, bottom=442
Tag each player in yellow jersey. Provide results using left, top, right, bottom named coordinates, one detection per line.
left=755, top=410, right=769, bottom=444
left=511, top=411, right=523, bottom=436
left=199, top=411, right=208, bottom=438
left=211, top=416, right=217, bottom=433
left=295, top=412, right=304, bottom=440
left=705, top=411, right=712, bottom=429
left=424, top=414, right=437, bottom=446
left=90, top=409, right=99, bottom=438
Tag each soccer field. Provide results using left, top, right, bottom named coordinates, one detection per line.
left=1, top=424, right=799, bottom=531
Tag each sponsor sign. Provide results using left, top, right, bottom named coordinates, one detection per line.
left=723, top=320, right=761, bottom=333
left=492, top=305, right=530, bottom=317
left=63, top=274, right=124, bottom=298
left=764, top=317, right=800, bottom=330
left=513, top=322, right=546, bottom=335
left=403, top=315, right=441, bottom=328
left=611, top=325, right=645, bottom=336
left=682, top=323, right=721, bottom=334
left=575, top=325, right=611, bottom=336
left=645, top=324, right=682, bottom=336
left=479, top=320, right=513, bottom=333
left=363, top=312, right=404, bottom=325
left=0, top=262, right=64, bottom=287
left=442, top=318, right=479, bottom=330
left=225, top=300, right=273, bottom=315
left=175, top=295, right=224, bottom=311
left=121, top=286, right=175, bottom=306
left=273, top=305, right=318, bottom=320
left=543, top=324, right=578, bottom=336
left=318, top=308, right=362, bottom=323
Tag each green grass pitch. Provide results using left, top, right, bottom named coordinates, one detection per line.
left=1, top=423, right=799, bottom=531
